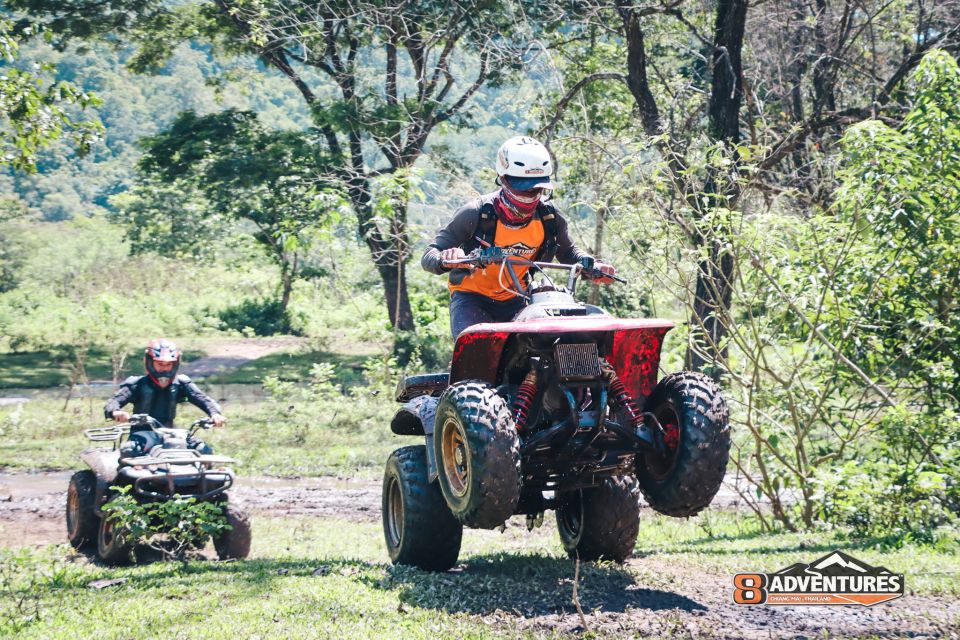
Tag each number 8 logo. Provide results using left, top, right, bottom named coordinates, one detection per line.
left=733, top=573, right=767, bottom=604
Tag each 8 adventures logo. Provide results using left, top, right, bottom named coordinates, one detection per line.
left=734, top=551, right=904, bottom=607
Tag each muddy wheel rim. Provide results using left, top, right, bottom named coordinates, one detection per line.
left=385, top=475, right=404, bottom=548
left=100, top=517, right=116, bottom=550
left=645, top=400, right=681, bottom=480
left=441, top=418, right=469, bottom=497
left=66, top=483, right=80, bottom=538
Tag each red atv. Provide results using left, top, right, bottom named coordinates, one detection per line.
left=382, top=250, right=730, bottom=571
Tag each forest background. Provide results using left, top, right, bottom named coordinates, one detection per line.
left=1, top=0, right=959, bottom=550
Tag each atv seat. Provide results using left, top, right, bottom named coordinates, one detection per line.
left=395, top=373, right=449, bottom=402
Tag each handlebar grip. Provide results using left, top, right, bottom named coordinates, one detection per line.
left=583, top=267, right=626, bottom=283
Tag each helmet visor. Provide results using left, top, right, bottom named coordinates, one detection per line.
left=504, top=175, right=554, bottom=191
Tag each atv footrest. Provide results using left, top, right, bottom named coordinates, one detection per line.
left=395, top=373, right=449, bottom=402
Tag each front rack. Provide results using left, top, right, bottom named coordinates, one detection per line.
left=84, top=425, right=130, bottom=442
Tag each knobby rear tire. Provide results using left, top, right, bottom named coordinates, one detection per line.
left=97, top=511, right=133, bottom=565
left=214, top=499, right=252, bottom=560
left=66, top=470, right=99, bottom=550
left=556, top=475, right=641, bottom=563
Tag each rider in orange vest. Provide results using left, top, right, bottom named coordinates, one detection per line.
left=422, top=136, right=615, bottom=337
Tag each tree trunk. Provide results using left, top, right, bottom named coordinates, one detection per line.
left=344, top=127, right=415, bottom=331
left=685, top=0, right=748, bottom=377
left=378, top=258, right=414, bottom=331
left=280, top=268, right=293, bottom=314
left=686, top=241, right=735, bottom=374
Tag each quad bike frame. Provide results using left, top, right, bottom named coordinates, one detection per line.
left=383, top=253, right=731, bottom=571
left=67, top=415, right=251, bottom=564
left=392, top=316, right=675, bottom=498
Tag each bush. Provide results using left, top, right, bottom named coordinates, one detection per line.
left=817, top=408, right=960, bottom=546
left=218, top=298, right=301, bottom=336
left=103, top=486, right=230, bottom=562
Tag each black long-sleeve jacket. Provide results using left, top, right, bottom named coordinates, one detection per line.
left=103, top=374, right=222, bottom=429
left=421, top=191, right=589, bottom=282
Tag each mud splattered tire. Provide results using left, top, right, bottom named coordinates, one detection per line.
left=214, top=501, right=252, bottom=560
left=434, top=381, right=521, bottom=529
left=556, top=475, right=641, bottom=562
left=97, top=514, right=133, bottom=565
left=383, top=446, right=462, bottom=571
left=637, top=371, right=730, bottom=517
left=66, top=470, right=99, bottom=549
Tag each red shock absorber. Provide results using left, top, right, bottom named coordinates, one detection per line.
left=512, top=369, right=538, bottom=431
left=602, top=363, right=643, bottom=429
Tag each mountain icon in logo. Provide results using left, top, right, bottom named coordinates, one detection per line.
left=776, top=551, right=895, bottom=577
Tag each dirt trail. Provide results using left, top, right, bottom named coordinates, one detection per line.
left=0, top=471, right=955, bottom=639
left=523, top=554, right=959, bottom=639
left=182, top=337, right=307, bottom=377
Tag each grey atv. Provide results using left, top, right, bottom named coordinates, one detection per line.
left=66, top=414, right=251, bottom=564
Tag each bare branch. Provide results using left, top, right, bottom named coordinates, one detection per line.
left=538, top=72, right=629, bottom=142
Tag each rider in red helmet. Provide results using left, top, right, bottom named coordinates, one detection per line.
left=104, top=339, right=226, bottom=457
left=421, top=136, right=615, bottom=337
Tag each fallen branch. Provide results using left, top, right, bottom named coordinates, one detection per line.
left=572, top=555, right=590, bottom=632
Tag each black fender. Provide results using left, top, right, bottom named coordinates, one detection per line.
left=391, top=395, right=439, bottom=436
left=390, top=395, right=441, bottom=482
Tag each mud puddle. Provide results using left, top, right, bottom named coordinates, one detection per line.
left=0, top=471, right=380, bottom=547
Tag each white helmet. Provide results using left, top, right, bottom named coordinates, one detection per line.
left=495, top=136, right=555, bottom=190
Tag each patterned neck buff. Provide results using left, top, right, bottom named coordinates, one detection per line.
left=497, top=183, right=541, bottom=224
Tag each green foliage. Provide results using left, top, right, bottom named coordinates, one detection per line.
left=0, top=547, right=79, bottom=634
left=109, top=183, right=226, bottom=261
left=129, top=109, right=345, bottom=313
left=2, top=511, right=959, bottom=639
left=218, top=298, right=299, bottom=337
left=838, top=51, right=960, bottom=404
left=834, top=49, right=960, bottom=405
left=0, top=20, right=102, bottom=172
left=247, top=360, right=398, bottom=474
left=402, top=285, right=452, bottom=370
left=0, top=216, right=272, bottom=383
left=103, top=486, right=231, bottom=562
left=720, top=51, right=960, bottom=537
left=819, top=407, right=960, bottom=546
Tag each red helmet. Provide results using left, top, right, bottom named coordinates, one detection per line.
left=145, top=339, right=180, bottom=388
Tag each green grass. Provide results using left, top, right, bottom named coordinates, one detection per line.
left=0, top=344, right=376, bottom=389
left=0, top=349, right=141, bottom=389
left=0, top=394, right=401, bottom=478
left=631, top=512, right=960, bottom=596
left=0, top=343, right=229, bottom=389
left=2, top=512, right=958, bottom=639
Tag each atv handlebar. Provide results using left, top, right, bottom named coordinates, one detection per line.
left=127, top=414, right=214, bottom=436
left=446, top=249, right=625, bottom=282
left=444, top=248, right=625, bottom=298
left=128, top=413, right=163, bottom=430
left=189, top=417, right=215, bottom=435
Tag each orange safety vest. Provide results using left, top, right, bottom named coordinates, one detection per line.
left=449, top=218, right=545, bottom=301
